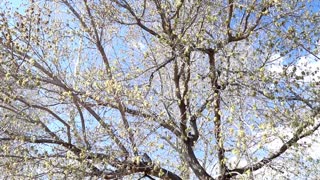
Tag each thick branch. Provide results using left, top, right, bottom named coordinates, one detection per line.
left=182, top=143, right=214, bottom=180
left=225, top=110, right=320, bottom=179
left=104, top=162, right=182, bottom=180
left=208, top=51, right=227, bottom=179
left=226, top=0, right=234, bottom=39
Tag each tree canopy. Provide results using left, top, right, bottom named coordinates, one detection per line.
left=0, top=0, right=320, bottom=179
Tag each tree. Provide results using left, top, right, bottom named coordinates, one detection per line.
left=0, top=0, right=320, bottom=179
